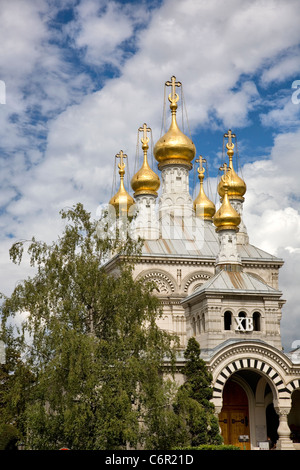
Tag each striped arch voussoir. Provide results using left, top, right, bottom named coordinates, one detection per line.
left=212, top=358, right=288, bottom=400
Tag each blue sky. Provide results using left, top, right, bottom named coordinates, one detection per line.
left=0, top=0, right=300, bottom=350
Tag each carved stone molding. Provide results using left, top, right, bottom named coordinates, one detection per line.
left=138, top=270, right=176, bottom=295
left=183, top=272, right=212, bottom=293
left=209, top=343, right=291, bottom=374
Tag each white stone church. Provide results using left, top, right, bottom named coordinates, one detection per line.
left=105, top=76, right=300, bottom=450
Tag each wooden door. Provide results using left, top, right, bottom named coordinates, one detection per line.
left=219, top=380, right=251, bottom=450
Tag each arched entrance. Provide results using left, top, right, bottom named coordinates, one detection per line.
left=218, top=379, right=250, bottom=450
left=210, top=343, right=297, bottom=449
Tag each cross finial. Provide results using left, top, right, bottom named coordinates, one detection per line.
left=220, top=162, right=231, bottom=186
left=165, top=75, right=182, bottom=106
left=139, top=123, right=151, bottom=146
left=195, top=155, right=206, bottom=178
left=116, top=150, right=127, bottom=176
left=224, top=129, right=236, bottom=150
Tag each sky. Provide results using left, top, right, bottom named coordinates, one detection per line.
left=0, top=0, right=300, bottom=352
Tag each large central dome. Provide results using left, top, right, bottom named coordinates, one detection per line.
left=153, top=76, right=196, bottom=169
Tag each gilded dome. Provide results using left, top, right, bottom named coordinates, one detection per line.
left=218, top=131, right=246, bottom=200
left=131, top=124, right=160, bottom=197
left=193, top=157, right=215, bottom=221
left=153, top=76, right=196, bottom=169
left=109, top=151, right=134, bottom=216
left=214, top=169, right=241, bottom=232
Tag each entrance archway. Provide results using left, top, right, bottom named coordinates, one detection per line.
left=219, top=379, right=250, bottom=450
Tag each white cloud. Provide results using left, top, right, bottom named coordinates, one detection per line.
left=260, top=48, right=300, bottom=85
left=260, top=95, right=300, bottom=128
left=66, top=0, right=148, bottom=68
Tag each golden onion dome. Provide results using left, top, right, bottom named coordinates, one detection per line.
left=131, top=123, right=160, bottom=197
left=217, top=130, right=246, bottom=201
left=153, top=76, right=196, bottom=169
left=213, top=164, right=241, bottom=232
left=193, top=156, right=215, bottom=220
left=109, top=151, right=134, bottom=216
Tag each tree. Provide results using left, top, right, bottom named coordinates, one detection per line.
left=174, top=337, right=223, bottom=446
left=0, top=334, right=33, bottom=449
left=0, top=203, right=178, bottom=450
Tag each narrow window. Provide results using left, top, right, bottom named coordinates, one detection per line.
left=201, top=314, right=205, bottom=333
left=192, top=317, right=196, bottom=336
left=253, top=312, right=261, bottom=331
left=224, top=310, right=232, bottom=330
left=197, top=315, right=201, bottom=334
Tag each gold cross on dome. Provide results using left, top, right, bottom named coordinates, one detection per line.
left=195, top=155, right=206, bottom=177
left=116, top=150, right=127, bottom=171
left=224, top=129, right=236, bottom=149
left=139, top=123, right=151, bottom=145
left=220, top=162, right=231, bottom=185
left=165, top=75, right=181, bottom=105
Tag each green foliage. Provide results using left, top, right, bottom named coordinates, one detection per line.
left=0, top=203, right=178, bottom=450
left=173, top=337, right=223, bottom=447
left=0, top=424, right=21, bottom=450
left=182, top=337, right=213, bottom=406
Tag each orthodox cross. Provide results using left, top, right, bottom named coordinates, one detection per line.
left=165, top=75, right=182, bottom=105
left=139, top=123, right=151, bottom=146
left=116, top=150, right=127, bottom=175
left=224, top=129, right=236, bottom=149
left=219, top=162, right=231, bottom=186
left=195, top=155, right=206, bottom=178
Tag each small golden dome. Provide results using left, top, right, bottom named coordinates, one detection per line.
left=213, top=165, right=241, bottom=232
left=109, top=151, right=134, bottom=216
left=153, top=76, right=196, bottom=169
left=193, top=156, right=215, bottom=221
left=131, top=123, right=160, bottom=197
left=218, top=130, right=246, bottom=201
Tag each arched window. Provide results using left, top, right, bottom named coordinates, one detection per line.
left=238, top=311, right=246, bottom=330
left=224, top=310, right=232, bottom=330
left=253, top=311, right=261, bottom=331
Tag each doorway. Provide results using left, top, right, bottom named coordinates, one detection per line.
left=219, top=379, right=251, bottom=450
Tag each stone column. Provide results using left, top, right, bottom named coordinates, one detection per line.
left=275, top=407, right=295, bottom=450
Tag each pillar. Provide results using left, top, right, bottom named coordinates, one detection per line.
left=275, top=406, right=295, bottom=450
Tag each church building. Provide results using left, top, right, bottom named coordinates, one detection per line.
left=105, top=76, right=300, bottom=450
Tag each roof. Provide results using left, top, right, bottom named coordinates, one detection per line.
left=141, top=217, right=283, bottom=264
left=182, top=270, right=282, bottom=304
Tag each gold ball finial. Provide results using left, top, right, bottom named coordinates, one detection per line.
left=193, top=156, right=216, bottom=220
left=131, top=124, right=160, bottom=197
left=109, top=150, right=135, bottom=216
left=153, top=76, right=196, bottom=169
left=217, top=130, right=246, bottom=201
left=213, top=163, right=241, bottom=231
